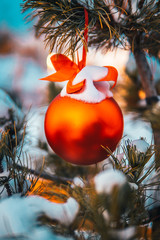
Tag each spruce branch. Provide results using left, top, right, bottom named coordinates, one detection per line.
left=22, top=0, right=88, bottom=55
left=22, top=0, right=160, bottom=57
left=22, top=0, right=121, bottom=56
left=15, top=163, right=73, bottom=185
left=0, top=109, right=39, bottom=198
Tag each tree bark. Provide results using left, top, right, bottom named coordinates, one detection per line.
left=133, top=48, right=157, bottom=99
left=152, top=129, right=160, bottom=169
left=133, top=48, right=160, bottom=168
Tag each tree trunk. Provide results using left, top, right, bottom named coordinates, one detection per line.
left=152, top=129, right=160, bottom=169
left=133, top=48, right=157, bottom=99
left=133, top=48, right=160, bottom=169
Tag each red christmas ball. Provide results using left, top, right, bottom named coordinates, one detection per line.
left=44, top=94, right=123, bottom=165
left=42, top=54, right=124, bottom=165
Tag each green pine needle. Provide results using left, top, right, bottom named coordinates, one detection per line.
left=22, top=0, right=160, bottom=58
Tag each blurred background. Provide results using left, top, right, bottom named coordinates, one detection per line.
left=0, top=0, right=49, bottom=108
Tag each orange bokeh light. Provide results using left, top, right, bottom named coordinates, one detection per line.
left=138, top=90, right=146, bottom=100
left=28, top=178, right=68, bottom=203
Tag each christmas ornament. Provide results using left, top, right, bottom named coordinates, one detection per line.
left=41, top=9, right=123, bottom=165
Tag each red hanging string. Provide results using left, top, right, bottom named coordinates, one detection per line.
left=82, top=8, right=89, bottom=68
left=77, top=8, right=88, bottom=69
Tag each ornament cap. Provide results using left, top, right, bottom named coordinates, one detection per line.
left=60, top=65, right=117, bottom=103
left=40, top=54, right=118, bottom=103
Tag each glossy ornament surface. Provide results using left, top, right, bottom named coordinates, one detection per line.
left=44, top=93, right=123, bottom=165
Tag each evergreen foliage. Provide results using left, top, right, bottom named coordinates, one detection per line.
left=22, top=0, right=160, bottom=59
left=32, top=138, right=160, bottom=239
left=0, top=108, right=37, bottom=198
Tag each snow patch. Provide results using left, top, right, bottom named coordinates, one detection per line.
left=129, top=182, right=138, bottom=190
left=0, top=88, right=23, bottom=122
left=61, top=66, right=113, bottom=103
left=110, top=226, right=136, bottom=240
left=0, top=195, right=79, bottom=237
left=0, top=170, right=9, bottom=178
left=94, top=169, right=127, bottom=194
left=28, top=227, right=73, bottom=240
left=72, top=177, right=85, bottom=188
left=131, top=139, right=149, bottom=153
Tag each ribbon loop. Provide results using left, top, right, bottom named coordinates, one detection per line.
left=98, top=66, right=118, bottom=89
